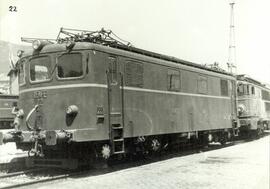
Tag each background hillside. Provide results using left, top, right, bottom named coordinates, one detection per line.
left=0, top=40, right=30, bottom=74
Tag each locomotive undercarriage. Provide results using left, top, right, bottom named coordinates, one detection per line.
left=238, top=117, right=266, bottom=138
left=1, top=128, right=233, bottom=169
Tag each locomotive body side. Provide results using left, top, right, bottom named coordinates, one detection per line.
left=262, top=89, right=270, bottom=129
left=0, top=42, right=237, bottom=160
left=120, top=56, right=236, bottom=136
left=0, top=94, right=18, bottom=129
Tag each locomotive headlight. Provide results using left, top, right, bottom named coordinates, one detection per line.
left=66, top=105, right=78, bottom=126
left=66, top=105, right=79, bottom=115
left=32, top=40, right=49, bottom=51
left=32, top=40, right=42, bottom=50
left=238, top=104, right=246, bottom=114
left=66, top=41, right=75, bottom=50
left=17, top=50, right=24, bottom=58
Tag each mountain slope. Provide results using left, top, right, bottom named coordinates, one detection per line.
left=0, top=40, right=31, bottom=74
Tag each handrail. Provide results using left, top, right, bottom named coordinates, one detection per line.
left=25, top=105, right=39, bottom=131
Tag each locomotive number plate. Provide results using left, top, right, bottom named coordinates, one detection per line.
left=33, top=91, right=47, bottom=99
left=33, top=91, right=47, bottom=105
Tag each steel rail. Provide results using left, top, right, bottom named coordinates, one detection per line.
left=0, top=173, right=70, bottom=189
left=0, top=168, right=48, bottom=179
left=0, top=133, right=268, bottom=189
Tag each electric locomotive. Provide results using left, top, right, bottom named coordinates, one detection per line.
left=237, top=75, right=270, bottom=136
left=0, top=28, right=238, bottom=168
left=0, top=94, right=18, bottom=129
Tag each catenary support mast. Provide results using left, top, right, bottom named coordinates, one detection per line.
left=227, top=0, right=237, bottom=74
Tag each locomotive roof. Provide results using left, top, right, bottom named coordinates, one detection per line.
left=103, top=43, right=233, bottom=76
left=19, top=28, right=237, bottom=78
left=21, top=41, right=234, bottom=78
left=237, top=74, right=270, bottom=91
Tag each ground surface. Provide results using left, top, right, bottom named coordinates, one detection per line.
left=33, top=135, right=270, bottom=189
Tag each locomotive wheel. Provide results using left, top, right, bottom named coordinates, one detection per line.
left=151, top=139, right=161, bottom=151
left=219, top=137, right=226, bottom=145
left=256, top=128, right=263, bottom=138
left=28, top=150, right=35, bottom=157
left=208, top=134, right=213, bottom=142
left=219, top=132, right=228, bottom=145
left=263, top=123, right=268, bottom=130
left=227, top=131, right=232, bottom=140
left=101, top=144, right=111, bottom=159
left=197, top=133, right=209, bottom=147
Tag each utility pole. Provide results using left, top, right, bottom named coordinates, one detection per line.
left=227, top=0, right=237, bottom=74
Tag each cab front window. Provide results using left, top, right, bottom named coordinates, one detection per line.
left=57, top=53, right=83, bottom=78
left=30, top=56, right=51, bottom=82
left=237, top=83, right=252, bottom=96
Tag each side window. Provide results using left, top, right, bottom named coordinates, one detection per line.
left=198, top=75, right=207, bottom=94
left=57, top=53, right=83, bottom=78
left=262, top=90, right=270, bottom=101
left=220, top=79, right=228, bottom=96
left=265, top=102, right=270, bottom=112
left=237, top=83, right=244, bottom=96
left=237, top=84, right=250, bottom=96
left=125, top=61, right=144, bottom=88
left=167, top=69, right=180, bottom=91
left=245, top=85, right=250, bottom=95
left=251, top=86, right=255, bottom=95
left=108, top=57, right=117, bottom=84
left=18, top=62, right=25, bottom=85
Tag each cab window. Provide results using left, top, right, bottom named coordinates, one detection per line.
left=237, top=84, right=250, bottom=96
left=167, top=69, right=180, bottom=91
left=30, top=56, right=51, bottom=82
left=262, top=90, right=270, bottom=101
left=251, top=86, right=255, bottom=95
left=108, top=57, right=117, bottom=83
left=198, top=75, right=208, bottom=94
left=57, top=53, right=83, bottom=78
left=220, top=79, right=228, bottom=96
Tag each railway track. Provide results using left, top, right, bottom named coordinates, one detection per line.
left=0, top=157, right=27, bottom=173
left=0, top=133, right=268, bottom=188
left=0, top=168, right=71, bottom=189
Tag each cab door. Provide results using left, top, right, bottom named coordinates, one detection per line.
left=231, top=80, right=237, bottom=119
left=106, top=57, right=125, bottom=154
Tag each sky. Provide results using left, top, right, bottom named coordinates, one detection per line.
left=0, top=0, right=269, bottom=84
